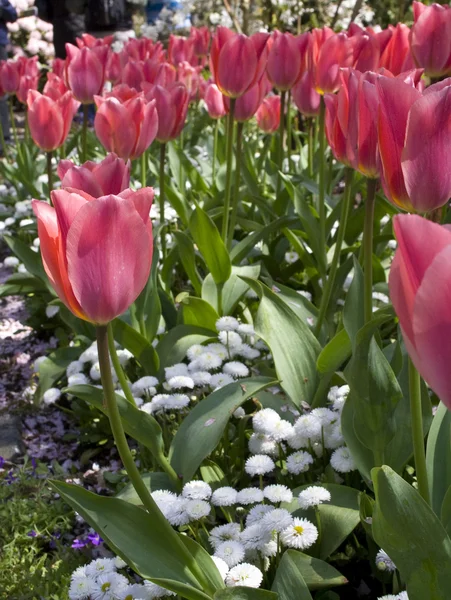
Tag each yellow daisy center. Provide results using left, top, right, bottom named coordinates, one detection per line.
left=294, top=525, right=304, bottom=535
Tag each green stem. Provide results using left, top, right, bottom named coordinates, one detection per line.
left=277, top=90, right=286, bottom=196
left=8, top=97, right=21, bottom=159
left=159, top=142, right=167, bottom=260
left=318, top=96, right=327, bottom=278
left=96, top=325, right=210, bottom=590
left=179, top=130, right=184, bottom=191
left=363, top=178, right=377, bottom=323
left=212, top=119, right=219, bottom=183
left=81, top=104, right=89, bottom=163
left=47, top=151, right=53, bottom=203
left=0, top=117, right=7, bottom=160
left=227, top=120, right=243, bottom=250
left=308, top=118, right=314, bottom=179
left=141, top=151, right=146, bottom=189
left=314, top=506, right=322, bottom=553
left=217, top=282, right=224, bottom=317
left=286, top=90, right=292, bottom=170
left=314, top=167, right=354, bottom=337
left=408, top=358, right=430, bottom=505
left=221, top=98, right=236, bottom=242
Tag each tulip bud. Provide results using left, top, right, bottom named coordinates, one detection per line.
left=266, top=31, right=302, bottom=91
left=410, top=1, right=451, bottom=78
left=144, top=82, right=189, bottom=143
left=57, top=153, right=130, bottom=197
left=204, top=81, right=226, bottom=119
left=27, top=90, right=80, bottom=152
left=256, top=95, right=280, bottom=133
left=292, top=71, right=321, bottom=117
left=223, top=79, right=266, bottom=122
left=65, top=43, right=109, bottom=104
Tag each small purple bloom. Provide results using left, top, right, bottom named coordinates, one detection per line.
left=71, top=539, right=86, bottom=549
left=0, top=457, right=5, bottom=468
left=87, top=532, right=103, bottom=546
left=27, top=530, right=37, bottom=538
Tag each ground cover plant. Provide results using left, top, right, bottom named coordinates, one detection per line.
left=1, top=2, right=451, bottom=599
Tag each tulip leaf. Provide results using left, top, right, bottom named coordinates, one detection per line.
left=189, top=204, right=231, bottom=286
left=170, top=377, right=277, bottom=481
left=134, top=244, right=162, bottom=343
left=0, top=272, right=48, bottom=296
left=426, top=402, right=451, bottom=517
left=201, top=264, right=261, bottom=314
left=180, top=296, right=219, bottom=330
left=273, top=550, right=347, bottom=591
left=64, top=384, right=166, bottom=467
left=35, top=345, right=87, bottom=401
left=240, top=278, right=321, bottom=407
left=116, top=472, right=177, bottom=505
left=372, top=466, right=451, bottom=600
left=112, top=318, right=159, bottom=375
left=317, top=328, right=351, bottom=374
left=174, top=230, right=203, bottom=296
left=50, top=481, right=223, bottom=600
left=215, top=589, right=278, bottom=600
left=343, top=258, right=364, bottom=348
left=156, top=324, right=216, bottom=371
left=230, top=216, right=298, bottom=264
left=272, top=551, right=314, bottom=600
left=3, top=234, right=49, bottom=287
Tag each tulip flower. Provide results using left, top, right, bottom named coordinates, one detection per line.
left=177, top=62, right=202, bottom=102
left=292, top=71, right=321, bottom=117
left=52, top=58, right=66, bottom=78
left=190, top=26, right=210, bottom=58
left=410, top=1, right=451, bottom=78
left=143, top=82, right=189, bottom=143
left=168, top=34, right=195, bottom=66
left=313, top=31, right=354, bottom=94
left=106, top=51, right=125, bottom=85
left=378, top=24, right=415, bottom=75
left=389, top=214, right=451, bottom=409
left=16, top=74, right=39, bottom=105
left=76, top=33, right=113, bottom=49
left=0, top=59, right=21, bottom=94
left=210, top=27, right=269, bottom=98
left=65, top=43, right=109, bottom=104
left=57, top=153, right=130, bottom=197
left=256, top=95, right=280, bottom=133
left=27, top=90, right=80, bottom=152
left=351, top=32, right=380, bottom=73
left=43, top=72, right=71, bottom=98
left=94, top=92, right=158, bottom=160
left=223, top=79, right=266, bottom=122
left=32, top=187, right=154, bottom=324
left=204, top=81, right=226, bottom=119
left=266, top=31, right=303, bottom=91
left=377, top=77, right=451, bottom=211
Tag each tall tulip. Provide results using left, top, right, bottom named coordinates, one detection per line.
left=378, top=23, right=415, bottom=75
left=143, top=82, right=189, bottom=143
left=191, top=26, right=210, bottom=58
left=168, top=35, right=195, bottom=66
left=0, top=59, right=21, bottom=94
left=377, top=77, right=451, bottom=212
left=410, top=1, right=451, bottom=78
left=256, top=95, right=280, bottom=133
left=204, top=81, right=226, bottom=119
left=223, top=79, right=266, bottom=123
left=32, top=187, right=154, bottom=324
left=57, top=153, right=130, bottom=197
left=65, top=43, right=109, bottom=104
left=17, top=74, right=39, bottom=105
left=27, top=90, right=80, bottom=152
left=266, top=31, right=303, bottom=91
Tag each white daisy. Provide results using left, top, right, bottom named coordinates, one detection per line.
left=89, top=362, right=102, bottom=381
left=245, top=455, right=275, bottom=476
left=190, top=371, right=212, bottom=386
left=246, top=504, right=275, bottom=526
left=236, top=488, right=264, bottom=505
left=253, top=409, right=280, bottom=435
left=188, top=352, right=222, bottom=372
left=376, top=549, right=396, bottom=572
left=131, top=376, right=159, bottom=396
left=237, top=344, right=261, bottom=359
left=144, top=581, right=177, bottom=598
left=68, top=373, right=89, bottom=387
left=237, top=324, right=255, bottom=336
left=311, top=407, right=337, bottom=427
left=298, top=486, right=331, bottom=509
left=182, top=481, right=212, bottom=500
left=205, top=343, right=229, bottom=360
left=185, top=499, right=211, bottom=520
left=248, top=433, right=278, bottom=456
left=267, top=419, right=294, bottom=442
left=118, top=583, right=149, bottom=600
left=91, top=573, right=128, bottom=600
left=293, top=414, right=322, bottom=442
left=218, top=331, right=243, bottom=349
left=216, top=316, right=240, bottom=332
left=166, top=498, right=190, bottom=526
left=167, top=375, right=195, bottom=390
left=330, top=447, right=356, bottom=473
left=211, top=556, right=229, bottom=580
left=186, top=344, right=206, bottom=361
left=233, top=407, right=246, bottom=418
left=214, top=540, right=246, bottom=567
left=240, top=523, right=272, bottom=551
left=225, top=563, right=263, bottom=588
left=397, top=593, right=408, bottom=600
left=150, top=394, right=172, bottom=411
left=165, top=363, right=189, bottom=379
left=210, top=373, right=234, bottom=389
left=113, top=557, right=127, bottom=569
left=66, top=360, right=84, bottom=377
left=69, top=576, right=96, bottom=600
left=260, top=508, right=293, bottom=535
left=85, top=558, right=116, bottom=579
left=43, top=387, right=61, bottom=405
left=163, top=394, right=191, bottom=411
left=209, top=523, right=241, bottom=549
left=286, top=451, right=314, bottom=475
left=263, top=485, right=293, bottom=504
left=280, top=518, right=318, bottom=550
left=211, top=487, right=238, bottom=506
left=223, top=361, right=250, bottom=378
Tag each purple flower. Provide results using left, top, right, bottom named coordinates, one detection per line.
left=87, top=532, right=103, bottom=546
left=27, top=530, right=37, bottom=538
left=0, top=457, right=5, bottom=468
left=71, top=538, right=86, bottom=549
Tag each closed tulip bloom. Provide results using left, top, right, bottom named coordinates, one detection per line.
left=144, top=82, right=189, bottom=142
left=43, top=72, right=71, bottom=98
left=204, top=81, right=226, bottom=119
left=106, top=51, right=124, bottom=84
left=352, top=32, right=380, bottom=73
left=27, top=90, right=80, bottom=152
left=256, top=95, right=280, bottom=133
left=52, top=58, right=66, bottom=78
left=378, top=24, right=415, bottom=75
left=315, top=32, right=354, bottom=94
left=389, top=214, right=451, bottom=409
left=0, top=59, right=21, bottom=94
left=94, top=94, right=158, bottom=160
left=292, top=71, right=321, bottom=117
left=210, top=27, right=269, bottom=98
left=191, top=26, right=210, bottom=57
left=266, top=31, right=302, bottom=91
left=65, top=43, right=109, bottom=103
left=32, top=187, right=154, bottom=324
left=152, top=62, right=177, bottom=87
left=168, top=34, right=195, bottom=66
left=177, top=61, right=202, bottom=101
left=57, top=153, right=130, bottom=197
left=224, top=79, right=266, bottom=122
left=410, top=1, right=451, bottom=78
left=16, top=74, right=39, bottom=105
left=377, top=77, right=451, bottom=211
left=76, top=33, right=113, bottom=48
left=121, top=59, right=145, bottom=91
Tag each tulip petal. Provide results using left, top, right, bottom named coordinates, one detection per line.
left=401, top=85, right=451, bottom=212
left=52, top=189, right=91, bottom=245
left=66, top=195, right=153, bottom=324
left=412, top=245, right=451, bottom=409
left=57, top=165, right=104, bottom=197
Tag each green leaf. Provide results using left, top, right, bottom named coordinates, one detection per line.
left=134, top=244, right=162, bottom=342
left=35, top=345, right=85, bottom=401
left=215, top=589, right=278, bottom=600
left=0, top=272, right=48, bottom=296
left=343, top=257, right=364, bottom=348
left=157, top=325, right=216, bottom=370
left=340, top=393, right=374, bottom=482
left=189, top=204, right=231, bottom=285
left=201, top=265, right=261, bottom=314
left=174, top=231, right=203, bottom=296
left=230, top=216, right=297, bottom=264
left=65, top=384, right=165, bottom=463
left=372, top=466, right=451, bottom=600
left=51, top=481, right=221, bottom=600
left=180, top=296, right=219, bottom=330
left=116, top=472, right=176, bottom=505
left=112, top=318, right=159, bottom=375
left=272, top=551, right=314, bottom=600
left=200, top=461, right=229, bottom=489
left=3, top=235, right=49, bottom=286
left=274, top=551, right=347, bottom=590
left=170, top=377, right=276, bottom=481
left=441, top=486, right=451, bottom=536
left=426, top=402, right=451, bottom=517
left=243, top=279, right=321, bottom=407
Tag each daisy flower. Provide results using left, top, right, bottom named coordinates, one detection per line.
left=211, top=556, right=229, bottom=580
left=245, top=504, right=275, bottom=526
left=216, top=316, right=240, bottom=331
left=211, top=487, right=238, bottom=506
left=182, top=481, right=212, bottom=500
left=286, top=451, right=314, bottom=475
left=185, top=499, right=211, bottom=521
left=85, top=558, right=116, bottom=579
left=69, top=576, right=96, bottom=600
left=223, top=361, right=250, bottom=378
left=330, top=447, right=356, bottom=473
left=236, top=488, right=264, bottom=505
left=164, top=363, right=189, bottom=379
left=260, top=508, right=293, bottom=535
left=210, top=373, right=234, bottom=389
left=214, top=540, right=246, bottom=567
left=252, top=409, right=281, bottom=435
left=245, top=455, right=275, bottom=476
left=209, top=523, right=241, bottom=549
left=240, top=524, right=272, bottom=551
left=280, top=518, right=318, bottom=550
left=248, top=433, right=278, bottom=456
left=298, top=486, right=331, bottom=509
left=225, top=563, right=263, bottom=588
left=376, top=549, right=396, bottom=572
left=263, top=484, right=293, bottom=504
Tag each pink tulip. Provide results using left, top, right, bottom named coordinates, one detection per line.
left=32, top=187, right=154, bottom=324
left=389, top=214, right=451, bottom=409
left=315, top=32, right=354, bottom=94
left=143, top=82, right=189, bottom=142
left=27, top=90, right=80, bottom=152
left=65, top=43, right=109, bottom=104
left=351, top=31, right=380, bottom=73
left=0, top=60, right=21, bottom=94
left=266, top=31, right=303, bottom=91
left=57, top=153, right=130, bottom=197
left=292, top=70, right=321, bottom=117
left=378, top=24, right=415, bottom=75
left=94, top=92, right=158, bottom=160
left=256, top=95, right=280, bottom=133
left=106, top=51, right=124, bottom=84
left=76, top=33, right=113, bottom=48
left=177, top=61, right=202, bottom=101
left=17, top=74, right=39, bottom=105
left=204, top=81, right=226, bottom=119
left=210, top=27, right=269, bottom=98
left=52, top=58, right=66, bottom=78
left=377, top=76, right=451, bottom=211
left=223, top=79, right=266, bottom=122
left=43, top=73, right=71, bottom=98
left=190, top=26, right=210, bottom=57
left=410, top=1, right=451, bottom=78
left=168, top=35, right=195, bottom=66
left=152, top=62, right=177, bottom=87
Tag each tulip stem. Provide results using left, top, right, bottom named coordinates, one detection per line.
left=47, top=151, right=53, bottom=202
left=159, top=142, right=167, bottom=260
left=212, top=119, right=219, bottom=183
left=408, top=357, right=430, bottom=506
left=277, top=90, right=286, bottom=196
left=96, top=325, right=211, bottom=588
left=318, top=96, right=327, bottom=280
left=0, top=119, right=8, bottom=160
left=179, top=130, right=184, bottom=192
left=314, top=167, right=354, bottom=337
left=227, top=121, right=243, bottom=251
left=221, top=98, right=236, bottom=243
left=141, top=152, right=146, bottom=189
left=286, top=91, right=292, bottom=170
left=307, top=118, right=314, bottom=179
left=81, top=104, right=89, bottom=163
left=363, top=178, right=377, bottom=323
left=8, top=97, right=21, bottom=161
left=106, top=324, right=180, bottom=488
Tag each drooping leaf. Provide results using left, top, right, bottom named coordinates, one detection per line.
left=180, top=296, right=219, bottom=330
left=426, top=402, right=451, bottom=517
left=157, top=324, right=216, bottom=371
left=112, top=318, right=159, bottom=375
left=272, top=551, right=314, bottom=600
left=202, top=265, right=261, bottom=315
left=116, top=472, right=176, bottom=505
